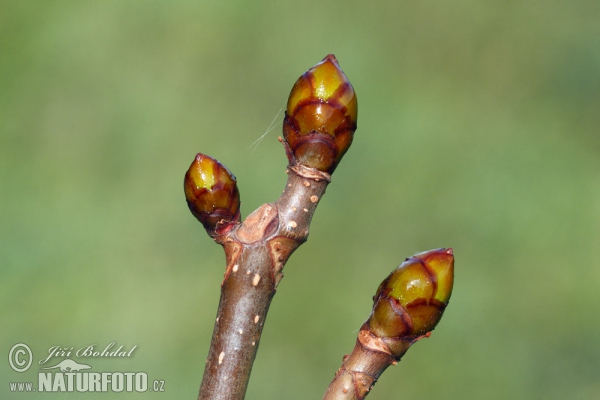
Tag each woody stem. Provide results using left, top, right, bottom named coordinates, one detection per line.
left=198, top=165, right=330, bottom=400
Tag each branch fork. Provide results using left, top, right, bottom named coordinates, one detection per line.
left=197, top=164, right=332, bottom=400
left=184, top=55, right=454, bottom=400
left=185, top=55, right=357, bottom=400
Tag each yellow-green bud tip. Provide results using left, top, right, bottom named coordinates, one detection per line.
left=184, top=153, right=240, bottom=233
left=369, top=248, right=454, bottom=339
left=283, top=54, right=357, bottom=173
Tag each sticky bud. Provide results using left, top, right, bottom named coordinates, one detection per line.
left=184, top=153, right=240, bottom=234
left=369, top=248, right=454, bottom=339
left=283, top=54, right=357, bottom=173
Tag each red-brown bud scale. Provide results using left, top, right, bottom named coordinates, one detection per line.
left=184, top=153, right=240, bottom=235
left=368, top=248, right=454, bottom=342
left=283, top=54, right=357, bottom=173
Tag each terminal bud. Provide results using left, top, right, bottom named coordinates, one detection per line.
left=184, top=153, right=240, bottom=235
left=283, top=54, right=357, bottom=173
left=368, top=248, right=454, bottom=340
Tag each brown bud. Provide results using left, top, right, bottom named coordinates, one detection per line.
left=283, top=54, right=357, bottom=173
left=369, top=248, right=454, bottom=339
left=184, top=153, right=240, bottom=234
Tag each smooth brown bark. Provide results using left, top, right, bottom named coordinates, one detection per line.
left=198, top=164, right=330, bottom=400
left=322, top=325, right=414, bottom=400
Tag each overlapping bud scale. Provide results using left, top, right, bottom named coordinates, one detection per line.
left=184, top=153, right=240, bottom=233
left=283, top=54, right=357, bottom=173
left=368, top=248, right=454, bottom=340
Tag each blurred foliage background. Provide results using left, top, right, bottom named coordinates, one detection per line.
left=1, top=1, right=599, bottom=399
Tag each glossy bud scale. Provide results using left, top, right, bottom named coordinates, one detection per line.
left=283, top=54, right=357, bottom=173
left=184, top=153, right=240, bottom=233
left=368, top=248, right=454, bottom=339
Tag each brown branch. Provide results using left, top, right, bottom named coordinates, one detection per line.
left=198, top=165, right=330, bottom=400
left=191, top=54, right=357, bottom=400
left=322, top=326, right=413, bottom=400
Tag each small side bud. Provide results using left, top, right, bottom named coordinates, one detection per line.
left=184, top=153, right=240, bottom=235
left=283, top=54, right=357, bottom=173
left=368, top=248, right=454, bottom=340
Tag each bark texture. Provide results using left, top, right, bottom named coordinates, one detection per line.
left=322, top=327, right=413, bottom=400
left=198, top=166, right=330, bottom=400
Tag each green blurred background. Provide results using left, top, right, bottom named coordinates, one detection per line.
left=2, top=1, right=599, bottom=399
